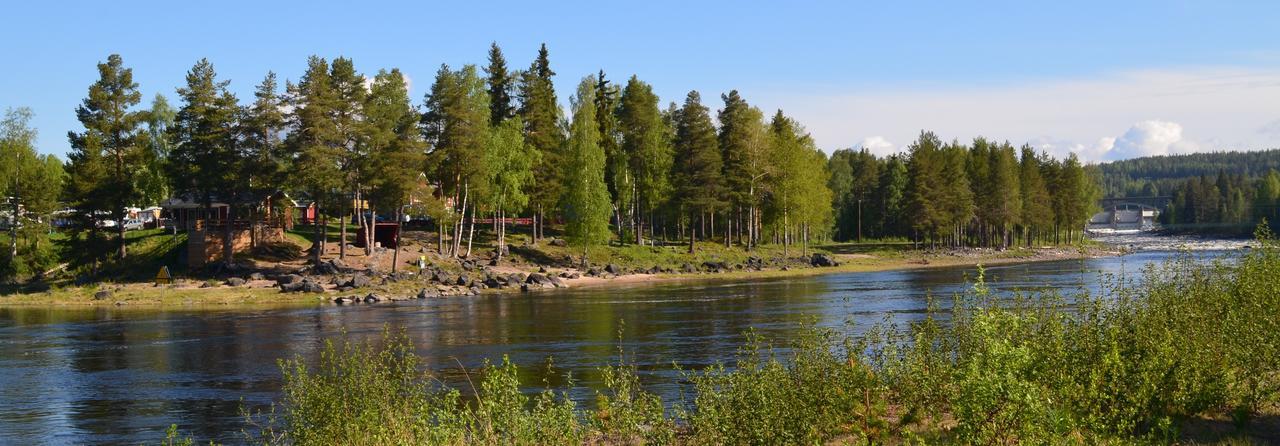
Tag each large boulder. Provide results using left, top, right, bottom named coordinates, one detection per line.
left=417, top=288, right=440, bottom=299
left=276, top=274, right=303, bottom=287
left=549, top=238, right=568, bottom=247
left=225, top=277, right=246, bottom=287
left=346, top=274, right=372, bottom=289
left=483, top=276, right=504, bottom=289
left=301, top=280, right=325, bottom=293
left=810, top=253, right=839, bottom=267
left=604, top=264, right=623, bottom=275
left=248, top=272, right=266, bottom=281
left=93, top=290, right=113, bottom=300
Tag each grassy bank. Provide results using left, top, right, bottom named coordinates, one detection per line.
left=1, top=235, right=1108, bottom=307
left=163, top=237, right=1277, bottom=445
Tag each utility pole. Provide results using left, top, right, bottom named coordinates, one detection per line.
left=856, top=198, right=863, bottom=243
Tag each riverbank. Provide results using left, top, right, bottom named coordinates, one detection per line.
left=0, top=240, right=1119, bottom=308
left=161, top=243, right=1280, bottom=445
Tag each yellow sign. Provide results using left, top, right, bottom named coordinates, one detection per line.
left=155, top=266, right=172, bottom=285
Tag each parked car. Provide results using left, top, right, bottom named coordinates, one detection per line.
left=96, top=219, right=118, bottom=229
left=122, top=219, right=144, bottom=231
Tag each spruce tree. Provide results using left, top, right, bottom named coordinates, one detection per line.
left=594, top=70, right=628, bottom=240
left=484, top=42, right=515, bottom=126
left=876, top=155, right=908, bottom=237
left=561, top=77, right=612, bottom=264
left=672, top=91, right=722, bottom=253
left=518, top=44, right=564, bottom=242
left=65, top=54, right=146, bottom=260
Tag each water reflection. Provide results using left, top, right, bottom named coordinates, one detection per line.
left=0, top=250, right=1230, bottom=444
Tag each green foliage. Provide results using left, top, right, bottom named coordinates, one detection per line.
left=64, top=54, right=147, bottom=259
left=168, top=58, right=242, bottom=206
left=483, top=117, right=536, bottom=215
left=259, top=331, right=586, bottom=446
left=1, top=108, right=64, bottom=282
left=484, top=42, right=516, bottom=126
left=364, top=68, right=426, bottom=213
left=561, top=77, right=613, bottom=259
left=618, top=76, right=673, bottom=241
left=519, top=44, right=565, bottom=215
left=672, top=91, right=724, bottom=221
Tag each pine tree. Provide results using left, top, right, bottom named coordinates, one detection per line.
left=905, top=131, right=946, bottom=245
left=1018, top=146, right=1052, bottom=246
left=484, top=42, right=516, bottom=126
left=988, top=142, right=1022, bottom=248
left=422, top=64, right=490, bottom=257
left=243, top=71, right=288, bottom=247
left=328, top=57, right=368, bottom=258
left=617, top=76, right=673, bottom=246
left=168, top=58, right=243, bottom=267
left=284, top=56, right=343, bottom=265
left=65, top=54, right=146, bottom=260
left=939, top=141, right=974, bottom=247
left=364, top=68, right=426, bottom=272
left=673, top=91, right=723, bottom=253
left=518, top=44, right=564, bottom=242
left=561, top=77, right=612, bottom=264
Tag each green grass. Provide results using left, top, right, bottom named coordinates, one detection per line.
left=506, top=232, right=828, bottom=272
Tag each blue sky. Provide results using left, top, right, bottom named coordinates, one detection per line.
left=4, top=1, right=1280, bottom=161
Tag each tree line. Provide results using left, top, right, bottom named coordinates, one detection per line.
left=1160, top=169, right=1280, bottom=234
left=1094, top=149, right=1280, bottom=198
left=5, top=46, right=1115, bottom=282
left=828, top=134, right=1099, bottom=248
left=40, top=46, right=837, bottom=272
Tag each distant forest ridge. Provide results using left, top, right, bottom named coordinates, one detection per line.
left=1092, top=149, right=1280, bottom=198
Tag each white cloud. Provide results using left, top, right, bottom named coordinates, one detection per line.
left=854, top=136, right=895, bottom=156
left=755, top=66, right=1280, bottom=161
left=1105, top=120, right=1198, bottom=160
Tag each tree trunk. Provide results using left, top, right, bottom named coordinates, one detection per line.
left=464, top=203, right=475, bottom=258
left=454, top=183, right=468, bottom=257
left=223, top=205, right=235, bottom=268
left=339, top=193, right=348, bottom=259
left=392, top=208, right=403, bottom=274
left=688, top=211, right=696, bottom=254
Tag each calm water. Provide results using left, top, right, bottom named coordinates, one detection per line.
left=0, top=250, right=1223, bottom=444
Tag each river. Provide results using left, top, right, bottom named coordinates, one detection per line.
left=0, top=250, right=1230, bottom=444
